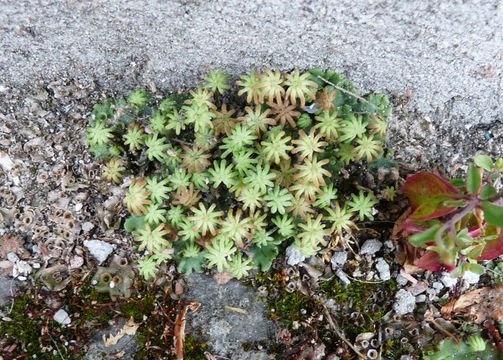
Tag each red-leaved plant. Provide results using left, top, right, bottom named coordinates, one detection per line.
left=402, top=155, right=503, bottom=276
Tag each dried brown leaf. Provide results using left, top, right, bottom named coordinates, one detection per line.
left=174, top=302, right=200, bottom=360
left=213, top=271, right=233, bottom=285
left=441, top=285, right=503, bottom=323
left=103, top=317, right=140, bottom=347
left=0, top=233, right=25, bottom=259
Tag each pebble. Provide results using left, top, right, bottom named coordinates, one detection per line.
left=359, top=239, right=382, bottom=255
left=84, top=239, right=115, bottom=265
left=432, top=282, right=444, bottom=291
left=415, top=294, right=426, bottom=303
left=441, top=272, right=458, bottom=288
left=396, top=274, right=408, bottom=286
left=6, top=252, right=19, bottom=263
left=330, top=251, right=348, bottom=269
left=375, top=258, right=390, bottom=280
left=53, top=309, right=71, bottom=325
left=286, top=245, right=305, bottom=266
left=384, top=240, right=394, bottom=250
left=81, top=222, right=95, bottom=232
left=463, top=270, right=481, bottom=285
left=335, top=269, right=351, bottom=286
left=393, top=289, right=415, bottom=315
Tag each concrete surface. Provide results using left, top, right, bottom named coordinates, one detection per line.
left=185, top=273, right=275, bottom=359
left=1, top=0, right=501, bottom=130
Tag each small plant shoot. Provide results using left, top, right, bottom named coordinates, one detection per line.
left=402, top=155, right=503, bottom=276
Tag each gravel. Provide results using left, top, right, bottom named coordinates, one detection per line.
left=375, top=258, right=390, bottom=281
left=286, top=245, right=306, bottom=266
left=359, top=239, right=383, bottom=255
left=393, top=289, right=416, bottom=316
left=84, top=240, right=116, bottom=265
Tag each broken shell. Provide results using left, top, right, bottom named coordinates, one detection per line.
left=100, top=272, right=112, bottom=283
left=367, top=349, right=378, bottom=359
left=286, top=267, right=299, bottom=278
left=285, top=281, right=297, bottom=293
left=63, top=211, right=73, bottom=220
left=257, top=286, right=268, bottom=297
left=74, top=192, right=89, bottom=203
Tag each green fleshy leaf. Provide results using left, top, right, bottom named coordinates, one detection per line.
left=464, top=263, right=484, bottom=275
left=474, top=155, right=493, bottom=171
left=250, top=245, right=279, bottom=271
left=480, top=184, right=497, bottom=200
left=482, top=201, right=503, bottom=228
left=124, top=214, right=146, bottom=234
left=409, top=224, right=443, bottom=248
left=466, top=164, right=481, bottom=194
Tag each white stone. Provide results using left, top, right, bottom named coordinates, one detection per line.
left=335, top=269, right=351, bottom=286
left=441, top=272, right=458, bottom=288
left=330, top=251, right=348, bottom=269
left=15, top=261, right=32, bottom=276
left=384, top=240, right=394, bottom=250
left=84, top=240, right=115, bottom=265
left=415, top=294, right=427, bottom=303
left=0, top=153, right=14, bottom=171
left=359, top=239, right=382, bottom=255
left=53, top=309, right=71, bottom=325
left=81, top=222, right=95, bottom=232
left=432, top=281, right=444, bottom=291
left=375, top=258, right=390, bottom=280
left=393, top=289, right=415, bottom=315
left=463, top=270, right=481, bottom=285
left=286, top=245, right=305, bottom=266
left=396, top=274, right=408, bottom=286
left=74, top=203, right=83, bottom=212
left=6, top=252, right=19, bottom=263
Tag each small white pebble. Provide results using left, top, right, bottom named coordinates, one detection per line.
left=360, top=239, right=382, bottom=255
left=53, top=309, right=71, bottom=325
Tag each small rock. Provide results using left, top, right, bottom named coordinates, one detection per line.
left=432, top=282, right=444, bottom=291
left=393, top=289, right=415, bottom=315
left=81, top=222, right=95, bottom=232
left=359, top=239, right=382, bottom=255
left=6, top=252, right=19, bottom=263
left=384, top=240, right=394, bottom=250
left=335, top=269, right=351, bottom=286
left=286, top=245, right=305, bottom=266
left=330, top=251, right=348, bottom=269
left=396, top=274, right=408, bottom=286
left=375, top=258, right=390, bottom=280
left=441, top=272, right=458, bottom=288
left=463, top=270, right=480, bottom=285
left=415, top=294, right=427, bottom=303
left=53, top=309, right=71, bottom=325
left=84, top=240, right=115, bottom=265
left=14, top=261, right=32, bottom=277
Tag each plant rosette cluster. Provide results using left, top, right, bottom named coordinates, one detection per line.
left=85, top=68, right=392, bottom=280
left=402, top=155, right=503, bottom=276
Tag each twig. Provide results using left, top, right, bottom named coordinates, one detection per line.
left=321, top=302, right=366, bottom=358
left=316, top=76, right=377, bottom=109
left=48, top=333, right=65, bottom=360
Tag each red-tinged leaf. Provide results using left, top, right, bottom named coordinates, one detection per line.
left=476, top=232, right=503, bottom=261
left=417, top=250, right=455, bottom=272
left=403, top=218, right=429, bottom=236
left=402, top=172, right=460, bottom=220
